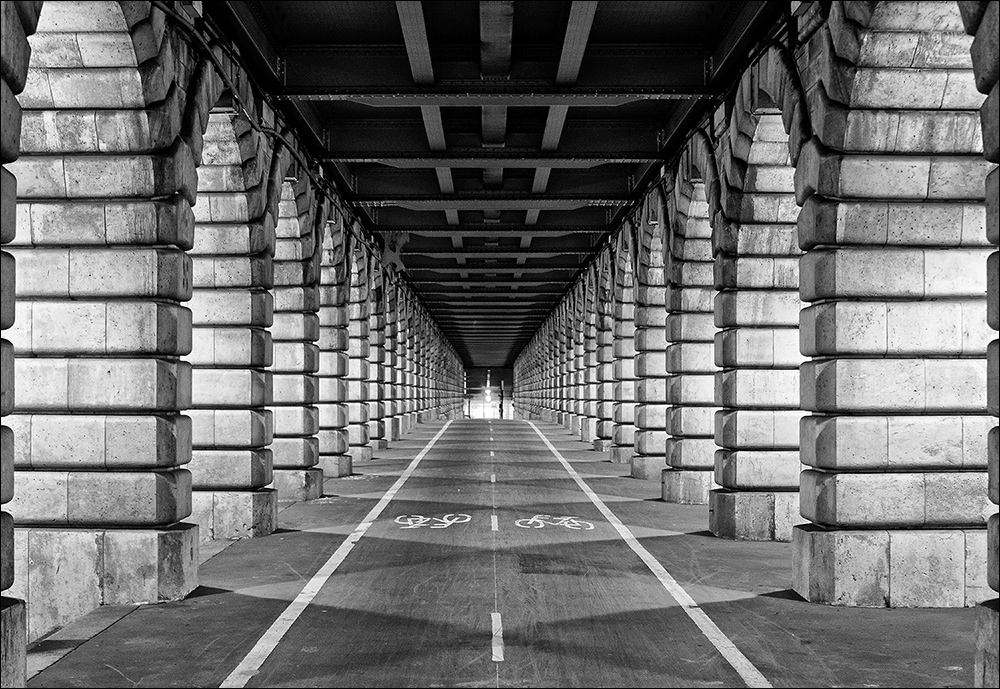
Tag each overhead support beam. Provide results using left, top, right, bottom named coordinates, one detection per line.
left=279, top=87, right=710, bottom=105
left=358, top=195, right=630, bottom=210
left=373, top=224, right=608, bottom=235
left=402, top=249, right=590, bottom=257
left=556, top=1, right=599, bottom=85
left=329, top=153, right=660, bottom=167
left=395, top=1, right=435, bottom=84
left=406, top=267, right=579, bottom=274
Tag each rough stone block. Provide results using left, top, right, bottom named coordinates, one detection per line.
left=319, top=453, right=352, bottom=478
left=715, top=450, right=801, bottom=489
left=191, top=488, right=276, bottom=542
left=190, top=326, right=271, bottom=367
left=806, top=354, right=985, bottom=413
left=188, top=290, right=272, bottom=327
left=975, top=599, right=1000, bottom=687
left=666, top=343, right=716, bottom=373
left=793, top=524, right=890, bottom=607
left=191, top=368, right=270, bottom=408
left=715, top=290, right=801, bottom=327
left=662, top=468, right=715, bottom=504
left=270, top=436, right=319, bottom=469
left=190, top=449, right=272, bottom=489
left=709, top=489, right=802, bottom=541
left=16, top=358, right=191, bottom=411
left=271, top=468, right=323, bottom=501
left=0, top=596, right=26, bottom=688
left=800, top=414, right=989, bottom=470
left=800, top=469, right=992, bottom=527
left=666, top=437, right=716, bottom=469
left=801, top=300, right=990, bottom=356
left=800, top=248, right=989, bottom=301
left=715, top=327, right=802, bottom=367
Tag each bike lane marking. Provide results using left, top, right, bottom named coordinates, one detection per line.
left=525, top=421, right=773, bottom=689
left=220, top=421, right=454, bottom=688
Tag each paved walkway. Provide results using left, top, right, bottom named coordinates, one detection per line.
left=27, top=420, right=975, bottom=687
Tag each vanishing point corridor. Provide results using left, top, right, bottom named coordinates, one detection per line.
left=25, top=420, right=975, bottom=688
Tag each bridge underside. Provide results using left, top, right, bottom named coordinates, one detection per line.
left=0, top=1, right=997, bottom=687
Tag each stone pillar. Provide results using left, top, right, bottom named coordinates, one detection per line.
left=187, top=111, right=278, bottom=541
left=0, top=2, right=36, bottom=682
left=960, top=1, right=998, bottom=678
left=570, top=286, right=586, bottom=435
left=383, top=278, right=400, bottom=440
left=662, top=178, right=719, bottom=503
left=317, top=216, right=351, bottom=477
left=346, top=242, right=371, bottom=462
left=594, top=251, right=615, bottom=451
left=8, top=0, right=198, bottom=640
left=367, top=264, right=387, bottom=451
left=580, top=268, right=600, bottom=442
left=399, top=289, right=416, bottom=431
left=711, top=112, right=805, bottom=541
left=633, top=201, right=670, bottom=481
left=793, top=1, right=994, bottom=607
left=611, top=232, right=637, bottom=463
left=269, top=179, right=321, bottom=500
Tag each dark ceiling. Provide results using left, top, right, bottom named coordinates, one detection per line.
left=209, top=0, right=786, bottom=368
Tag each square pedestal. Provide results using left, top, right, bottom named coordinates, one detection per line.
left=632, top=454, right=666, bottom=481
left=0, top=596, right=26, bottom=688
left=319, top=454, right=353, bottom=478
left=191, top=490, right=276, bottom=543
left=272, top=468, right=324, bottom=501
left=709, top=489, right=801, bottom=541
left=662, top=469, right=714, bottom=504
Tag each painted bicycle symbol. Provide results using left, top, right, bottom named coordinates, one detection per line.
left=514, top=514, right=595, bottom=530
left=394, top=514, right=472, bottom=529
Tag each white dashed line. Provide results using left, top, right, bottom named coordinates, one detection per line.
left=491, top=613, right=504, bottom=662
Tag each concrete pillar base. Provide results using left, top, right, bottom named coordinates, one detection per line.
left=610, top=447, right=634, bottom=463
left=319, top=454, right=353, bottom=478
left=592, top=439, right=612, bottom=452
left=708, top=490, right=801, bottom=542
left=579, top=418, right=596, bottom=443
left=12, top=524, right=198, bottom=642
left=975, top=599, right=999, bottom=687
left=661, top=469, right=713, bottom=504
left=631, top=455, right=665, bottom=481
left=418, top=411, right=434, bottom=423
left=0, top=597, right=26, bottom=688
left=348, top=446, right=373, bottom=463
left=370, top=439, right=390, bottom=451
left=192, top=490, right=276, bottom=543
left=793, top=525, right=989, bottom=608
left=388, top=417, right=401, bottom=441
left=272, top=468, right=324, bottom=502
left=570, top=415, right=581, bottom=436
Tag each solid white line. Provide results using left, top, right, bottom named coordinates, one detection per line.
left=491, top=612, right=504, bottom=662
left=491, top=514, right=499, bottom=531
left=491, top=474, right=496, bottom=483
left=220, top=422, right=454, bottom=688
left=490, top=450, right=495, bottom=457
left=525, top=421, right=772, bottom=689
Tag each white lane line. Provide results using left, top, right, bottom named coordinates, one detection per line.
left=525, top=421, right=772, bottom=689
left=491, top=612, right=505, bottom=662
left=220, top=422, right=454, bottom=688
left=491, top=474, right=496, bottom=483
left=490, top=450, right=495, bottom=457
left=491, top=514, right=499, bottom=531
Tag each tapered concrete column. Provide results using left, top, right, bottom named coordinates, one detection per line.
left=269, top=180, right=321, bottom=500
left=0, top=2, right=35, bottom=682
left=711, top=113, right=805, bottom=541
left=554, top=304, right=570, bottom=425
left=633, top=199, right=670, bottom=481
left=8, top=1, right=199, bottom=641
left=187, top=111, right=279, bottom=540
left=317, top=217, right=351, bottom=478
left=594, top=252, right=615, bottom=450
left=346, top=244, right=371, bottom=462
left=663, top=180, right=719, bottom=503
left=367, top=265, right=387, bottom=450
left=960, top=1, right=998, bottom=677
left=612, top=233, right=637, bottom=463
left=793, top=1, right=994, bottom=607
